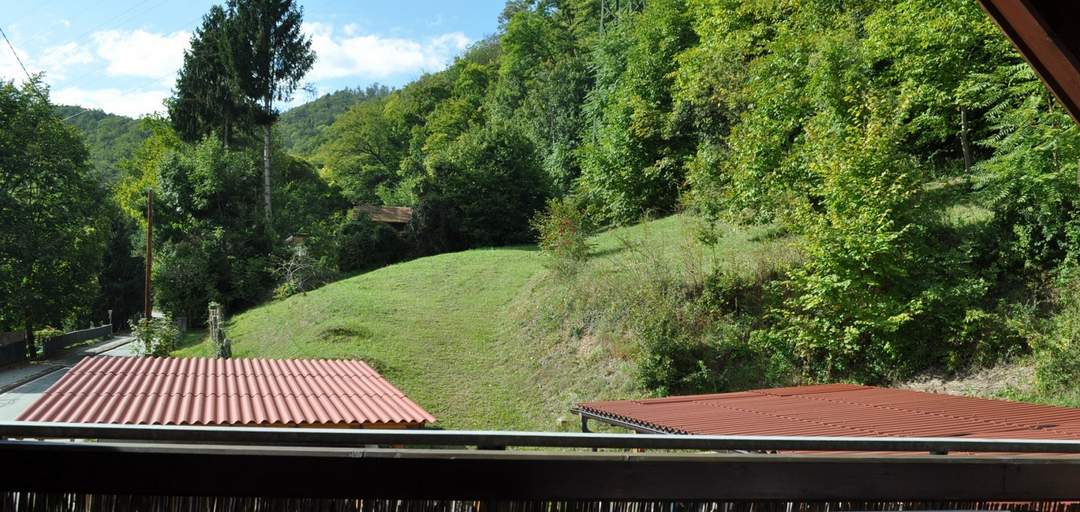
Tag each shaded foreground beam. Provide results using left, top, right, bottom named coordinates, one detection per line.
left=3, top=440, right=1080, bottom=501
left=978, top=0, right=1080, bottom=124
left=9, top=421, right=1080, bottom=454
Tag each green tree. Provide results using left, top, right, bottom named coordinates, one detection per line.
left=578, top=0, right=696, bottom=223
left=224, top=0, right=315, bottom=224
left=154, top=136, right=273, bottom=322
left=171, top=5, right=255, bottom=147
left=0, top=79, right=107, bottom=353
left=92, top=207, right=145, bottom=331
left=497, top=1, right=594, bottom=194
left=418, top=123, right=550, bottom=248
left=317, top=97, right=408, bottom=203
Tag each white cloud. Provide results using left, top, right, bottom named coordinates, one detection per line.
left=91, top=29, right=189, bottom=80
left=52, top=86, right=169, bottom=117
left=304, top=22, right=471, bottom=80
left=0, top=40, right=93, bottom=83
left=39, top=42, right=94, bottom=80
left=0, top=44, right=31, bottom=83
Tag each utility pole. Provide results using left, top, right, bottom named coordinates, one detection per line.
left=144, top=189, right=153, bottom=321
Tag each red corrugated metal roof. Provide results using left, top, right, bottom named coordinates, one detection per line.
left=17, top=356, right=435, bottom=427
left=577, top=384, right=1080, bottom=440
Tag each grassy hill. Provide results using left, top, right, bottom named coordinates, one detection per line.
left=174, top=214, right=798, bottom=430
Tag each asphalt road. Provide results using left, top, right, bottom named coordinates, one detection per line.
left=0, top=338, right=134, bottom=421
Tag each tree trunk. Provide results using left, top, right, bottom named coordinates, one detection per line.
left=24, top=319, right=34, bottom=360
left=262, top=123, right=272, bottom=225
left=961, top=107, right=973, bottom=191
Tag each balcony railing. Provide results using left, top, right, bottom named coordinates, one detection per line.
left=3, top=421, right=1080, bottom=510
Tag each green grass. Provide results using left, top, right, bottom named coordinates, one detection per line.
left=174, top=214, right=797, bottom=430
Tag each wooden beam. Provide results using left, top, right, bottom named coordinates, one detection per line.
left=978, top=0, right=1080, bottom=124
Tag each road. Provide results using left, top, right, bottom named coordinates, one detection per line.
left=0, top=336, right=135, bottom=421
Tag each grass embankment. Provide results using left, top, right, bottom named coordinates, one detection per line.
left=174, top=214, right=797, bottom=430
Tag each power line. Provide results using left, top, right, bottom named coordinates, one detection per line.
left=0, top=25, right=49, bottom=103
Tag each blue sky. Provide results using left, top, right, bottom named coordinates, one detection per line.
left=0, top=0, right=505, bottom=117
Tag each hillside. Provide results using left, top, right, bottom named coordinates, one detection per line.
left=174, top=215, right=799, bottom=430
left=55, top=105, right=148, bottom=184
left=277, top=85, right=390, bottom=156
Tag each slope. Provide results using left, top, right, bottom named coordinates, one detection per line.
left=174, top=215, right=798, bottom=430
left=56, top=105, right=148, bottom=184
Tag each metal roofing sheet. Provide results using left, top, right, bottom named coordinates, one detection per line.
left=17, top=356, right=435, bottom=427
left=577, top=385, right=1080, bottom=441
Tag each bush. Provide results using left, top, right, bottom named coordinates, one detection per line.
left=407, top=195, right=467, bottom=256
left=336, top=216, right=407, bottom=273
left=273, top=246, right=337, bottom=299
left=421, top=123, right=549, bottom=248
left=154, top=240, right=215, bottom=326
left=637, top=268, right=789, bottom=395
left=531, top=198, right=592, bottom=277
left=131, top=317, right=179, bottom=357
left=33, top=326, right=64, bottom=341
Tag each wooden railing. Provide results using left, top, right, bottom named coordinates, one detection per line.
left=3, top=422, right=1080, bottom=505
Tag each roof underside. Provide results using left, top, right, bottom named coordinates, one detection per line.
left=577, top=384, right=1080, bottom=441
left=979, top=0, right=1080, bottom=124
left=17, top=356, right=436, bottom=427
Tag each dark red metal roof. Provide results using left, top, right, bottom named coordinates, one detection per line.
left=577, top=384, right=1080, bottom=440
left=17, top=356, right=435, bottom=427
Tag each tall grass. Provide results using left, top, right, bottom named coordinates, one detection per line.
left=512, top=215, right=802, bottom=397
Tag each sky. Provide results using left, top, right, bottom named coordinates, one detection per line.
left=0, top=0, right=506, bottom=117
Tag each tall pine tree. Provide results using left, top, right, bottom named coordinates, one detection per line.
left=224, top=0, right=315, bottom=224
left=170, top=5, right=254, bottom=147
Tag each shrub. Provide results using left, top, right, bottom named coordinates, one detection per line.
left=33, top=326, right=64, bottom=341
left=1032, top=275, right=1080, bottom=399
left=407, top=195, right=466, bottom=256
left=421, top=123, right=550, bottom=248
left=531, top=198, right=592, bottom=277
left=154, top=240, right=215, bottom=326
left=131, top=316, right=179, bottom=357
left=273, top=247, right=337, bottom=299
left=336, top=216, right=407, bottom=273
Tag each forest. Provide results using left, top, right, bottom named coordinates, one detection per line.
left=4, top=0, right=1080, bottom=400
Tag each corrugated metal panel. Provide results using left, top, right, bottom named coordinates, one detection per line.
left=17, top=356, right=435, bottom=427
left=577, top=385, right=1080, bottom=441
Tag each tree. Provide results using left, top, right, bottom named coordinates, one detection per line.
left=224, top=0, right=315, bottom=224
left=578, top=0, right=696, bottom=223
left=317, top=97, right=407, bottom=203
left=92, top=207, right=145, bottom=331
left=171, top=5, right=255, bottom=147
left=419, top=123, right=550, bottom=248
left=0, top=79, right=107, bottom=354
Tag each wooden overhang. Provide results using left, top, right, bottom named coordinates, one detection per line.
left=978, top=0, right=1080, bottom=124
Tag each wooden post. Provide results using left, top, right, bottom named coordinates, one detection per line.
left=144, top=189, right=153, bottom=321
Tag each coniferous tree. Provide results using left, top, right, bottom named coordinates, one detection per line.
left=224, top=0, right=315, bottom=224
left=170, top=6, right=255, bottom=147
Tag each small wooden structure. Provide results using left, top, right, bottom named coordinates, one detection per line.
left=353, top=205, right=413, bottom=227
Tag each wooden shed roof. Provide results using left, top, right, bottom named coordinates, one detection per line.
left=353, top=205, right=413, bottom=224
